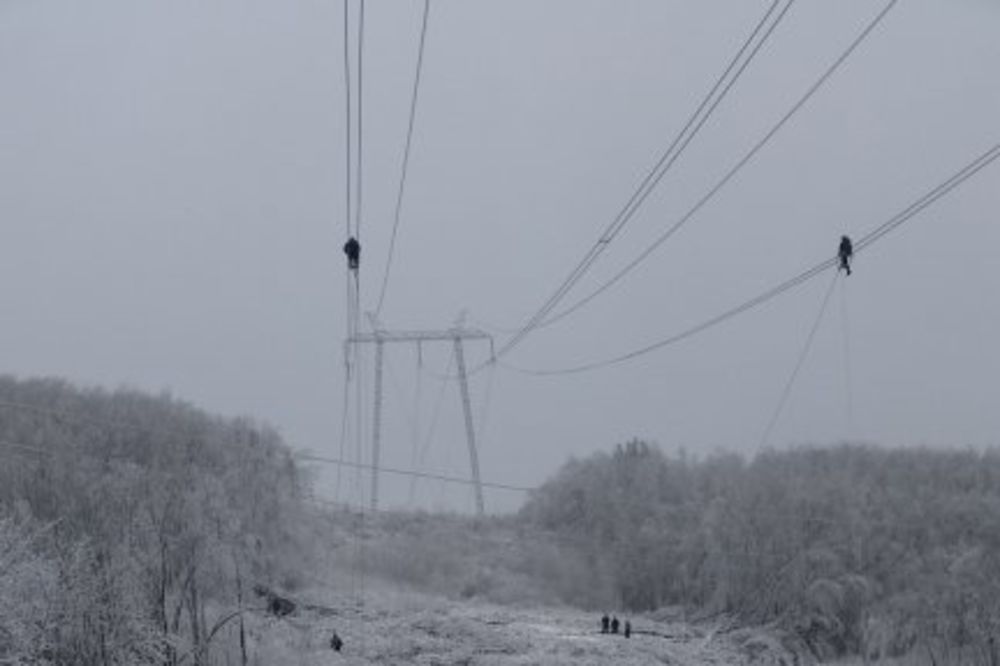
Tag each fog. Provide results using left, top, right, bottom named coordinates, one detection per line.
left=2, top=0, right=998, bottom=513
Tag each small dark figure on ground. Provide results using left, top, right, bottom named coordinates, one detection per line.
left=268, top=595, right=295, bottom=617
left=838, top=235, right=853, bottom=276
left=601, top=614, right=610, bottom=634
left=624, top=620, right=632, bottom=639
left=254, top=584, right=296, bottom=617
left=611, top=616, right=620, bottom=635
left=330, top=632, right=343, bottom=652
left=344, top=236, right=361, bottom=271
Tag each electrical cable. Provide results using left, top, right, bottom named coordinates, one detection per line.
left=352, top=278, right=365, bottom=509
left=840, top=277, right=854, bottom=439
left=407, top=346, right=424, bottom=497
left=856, top=142, right=1000, bottom=252
left=504, top=140, right=1000, bottom=376
left=536, top=0, right=900, bottom=332
left=475, top=360, right=497, bottom=455
left=334, top=360, right=351, bottom=503
left=494, top=0, right=796, bottom=359
left=354, top=0, right=366, bottom=240
left=381, top=349, right=427, bottom=463
left=297, top=453, right=533, bottom=493
left=470, top=359, right=498, bottom=508
left=500, top=256, right=833, bottom=376
left=757, top=271, right=839, bottom=450
left=342, top=0, right=353, bottom=242
left=338, top=0, right=358, bottom=504
left=409, top=354, right=453, bottom=503
left=347, top=253, right=366, bottom=617
left=375, top=0, right=432, bottom=317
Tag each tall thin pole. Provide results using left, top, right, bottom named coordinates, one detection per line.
left=453, top=337, right=485, bottom=515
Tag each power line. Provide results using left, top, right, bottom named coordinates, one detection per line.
left=839, top=277, right=855, bottom=438
left=495, top=0, right=791, bottom=357
left=536, top=0, right=900, bottom=331
left=758, top=272, right=839, bottom=450
left=494, top=0, right=795, bottom=359
left=334, top=355, right=352, bottom=503
left=340, top=0, right=369, bottom=622
left=376, top=0, right=432, bottom=317
left=504, top=140, right=1000, bottom=376
left=856, top=142, right=1000, bottom=252
left=410, top=353, right=453, bottom=503
left=342, top=0, right=352, bottom=240
left=296, top=452, right=533, bottom=493
left=354, top=0, right=366, bottom=239
left=349, top=280, right=367, bottom=616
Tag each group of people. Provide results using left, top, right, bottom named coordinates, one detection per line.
left=600, top=614, right=631, bottom=638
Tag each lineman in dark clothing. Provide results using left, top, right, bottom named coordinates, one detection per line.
left=344, top=236, right=360, bottom=271
left=624, top=620, right=632, bottom=638
left=601, top=614, right=610, bottom=634
left=611, top=616, right=620, bottom=635
left=838, top=235, right=853, bottom=276
left=330, top=632, right=343, bottom=652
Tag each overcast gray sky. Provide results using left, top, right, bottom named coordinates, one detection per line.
left=2, top=0, right=998, bottom=512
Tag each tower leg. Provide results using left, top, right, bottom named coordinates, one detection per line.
left=370, top=340, right=385, bottom=512
left=453, top=338, right=485, bottom=516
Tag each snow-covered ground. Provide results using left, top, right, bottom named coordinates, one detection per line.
left=246, top=582, right=799, bottom=665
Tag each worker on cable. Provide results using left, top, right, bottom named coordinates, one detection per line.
left=344, top=236, right=360, bottom=272
left=838, top=235, right=853, bottom=276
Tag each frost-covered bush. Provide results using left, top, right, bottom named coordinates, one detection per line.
left=0, top=516, right=59, bottom=664
left=0, top=375, right=312, bottom=664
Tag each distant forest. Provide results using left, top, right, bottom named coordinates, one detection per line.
left=2, top=376, right=998, bottom=664
left=522, top=440, right=1000, bottom=663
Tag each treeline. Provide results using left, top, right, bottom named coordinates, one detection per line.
left=0, top=376, right=309, bottom=665
left=521, top=440, right=1000, bottom=663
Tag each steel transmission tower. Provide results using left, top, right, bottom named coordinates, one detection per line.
left=346, top=323, right=493, bottom=515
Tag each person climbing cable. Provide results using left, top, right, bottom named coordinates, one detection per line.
left=344, top=236, right=361, bottom=271
left=838, top=235, right=853, bottom=276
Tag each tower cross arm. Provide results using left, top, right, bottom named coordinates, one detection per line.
left=347, top=327, right=491, bottom=344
